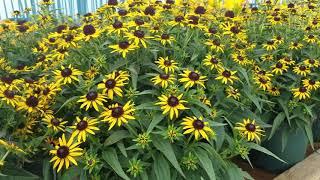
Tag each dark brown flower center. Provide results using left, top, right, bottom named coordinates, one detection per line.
left=18, top=25, right=28, bottom=32
left=308, top=35, right=315, bottom=39
left=299, top=66, right=307, bottom=71
left=49, top=38, right=56, bottom=43
left=245, top=123, right=256, bottom=132
left=276, top=36, right=282, bottom=40
left=161, top=34, right=170, bottom=40
left=309, top=80, right=316, bottom=85
left=119, top=41, right=130, bottom=49
left=57, top=146, right=69, bottom=158
left=309, top=59, right=315, bottom=64
left=56, top=25, right=67, bottom=33
left=259, top=78, right=267, bottom=84
left=274, top=16, right=280, bottom=21
left=188, top=72, right=200, bottom=81
left=111, top=107, right=124, bottom=118
left=134, top=30, right=145, bottom=38
left=188, top=15, right=199, bottom=25
left=51, top=118, right=60, bottom=126
left=193, top=119, right=204, bottom=129
left=195, top=6, right=206, bottom=14
left=118, top=9, right=128, bottom=16
left=1, top=76, right=14, bottom=84
left=83, top=25, right=96, bottom=36
left=276, top=62, right=283, bottom=68
left=144, top=6, right=156, bottom=16
left=222, top=70, right=231, bottom=78
left=267, top=40, right=274, bottom=45
left=108, top=0, right=118, bottom=5
left=211, top=58, right=218, bottom=64
left=26, top=96, right=39, bottom=107
left=293, top=42, right=298, bottom=46
left=86, top=91, right=98, bottom=101
left=164, top=60, right=172, bottom=66
left=77, top=120, right=88, bottom=130
left=4, top=90, right=14, bottom=99
left=167, top=96, right=179, bottom=107
left=160, top=74, right=169, bottom=80
left=225, top=10, right=235, bottom=18
left=237, top=55, right=244, bottom=61
left=112, top=21, right=123, bottom=29
left=64, top=35, right=74, bottom=42
left=166, top=0, right=174, bottom=4
left=58, top=48, right=67, bottom=54
left=230, top=26, right=240, bottom=34
left=135, top=19, right=144, bottom=26
left=175, top=15, right=184, bottom=22
left=37, top=54, right=46, bottom=62
left=213, top=39, right=221, bottom=46
left=299, top=87, right=307, bottom=92
left=208, top=28, right=217, bottom=34
left=61, top=68, right=72, bottom=77
left=288, top=3, right=294, bottom=8
left=105, top=79, right=116, bottom=89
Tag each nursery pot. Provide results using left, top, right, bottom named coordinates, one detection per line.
left=251, top=128, right=308, bottom=173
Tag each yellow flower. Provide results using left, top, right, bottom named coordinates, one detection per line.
left=151, top=74, right=175, bottom=88
left=304, top=34, right=317, bottom=43
left=263, top=40, right=277, bottom=51
left=181, top=116, right=215, bottom=141
left=0, top=139, right=25, bottom=154
left=125, top=30, right=153, bottom=48
left=203, top=54, right=222, bottom=70
left=53, top=65, right=83, bottom=85
left=254, top=76, right=272, bottom=91
left=204, top=39, right=224, bottom=53
left=97, top=71, right=129, bottom=100
left=0, top=87, right=19, bottom=107
left=271, top=62, right=288, bottom=75
left=85, top=66, right=99, bottom=79
left=109, top=41, right=138, bottom=58
left=70, top=117, right=100, bottom=142
left=155, top=57, right=179, bottom=74
left=289, top=42, right=303, bottom=50
left=224, top=0, right=245, bottom=10
left=155, top=94, right=188, bottom=120
left=235, top=118, right=264, bottom=142
left=17, top=94, right=44, bottom=113
left=226, top=86, right=240, bottom=100
left=303, top=59, right=319, bottom=68
left=179, top=69, right=207, bottom=89
left=43, top=115, right=67, bottom=132
left=292, top=86, right=310, bottom=100
left=215, top=68, right=239, bottom=84
left=154, top=33, right=175, bottom=46
left=268, top=87, right=280, bottom=96
left=77, top=91, right=107, bottom=111
left=293, top=65, right=311, bottom=77
left=303, top=79, right=320, bottom=91
left=49, top=134, right=83, bottom=172
left=100, top=101, right=135, bottom=130
left=106, top=20, right=128, bottom=35
left=76, top=24, right=102, bottom=41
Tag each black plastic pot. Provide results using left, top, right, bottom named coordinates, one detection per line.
left=251, top=128, right=308, bottom=173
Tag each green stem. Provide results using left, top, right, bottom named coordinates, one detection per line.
left=1, top=151, right=10, bottom=162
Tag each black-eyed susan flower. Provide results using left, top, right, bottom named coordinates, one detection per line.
left=181, top=116, right=215, bottom=141
left=49, top=134, right=83, bottom=172
left=43, top=115, right=67, bottom=132
left=100, top=101, right=135, bottom=130
left=78, top=91, right=107, bottom=111
left=268, top=87, right=280, bottom=96
left=97, top=71, right=129, bottom=100
left=109, top=41, right=138, bottom=58
left=17, top=94, right=43, bottom=113
left=215, top=68, right=239, bottom=84
left=0, top=87, right=19, bottom=107
left=254, top=76, right=272, bottom=91
left=151, top=73, right=175, bottom=88
left=77, top=24, right=102, bottom=41
left=235, top=118, right=264, bottom=142
left=303, top=59, right=319, bottom=68
left=292, top=86, right=310, bottom=100
left=304, top=34, right=317, bottom=43
left=231, top=52, right=249, bottom=66
left=0, top=139, right=25, bottom=154
left=154, top=33, right=175, bottom=45
left=204, top=39, right=224, bottom=52
left=263, top=40, right=277, bottom=51
left=293, top=65, right=311, bottom=77
left=179, top=69, right=207, bottom=89
left=203, top=54, right=222, bottom=70
left=125, top=30, right=153, bottom=48
left=279, top=57, right=295, bottom=66
left=155, top=94, right=188, bottom=120
left=106, top=20, right=128, bottom=35
left=155, top=57, right=178, bottom=73
left=271, top=62, right=288, bottom=75
left=226, top=86, right=240, bottom=100
left=289, top=42, right=303, bottom=50
left=302, top=79, right=320, bottom=91
left=70, top=117, right=100, bottom=142
left=53, top=65, right=82, bottom=85
left=85, top=66, right=99, bottom=79
left=272, top=35, right=284, bottom=44
left=41, top=83, right=61, bottom=100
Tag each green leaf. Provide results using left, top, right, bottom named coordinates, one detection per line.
left=244, top=90, right=261, bottom=113
left=61, top=166, right=80, bottom=180
left=151, top=135, right=185, bottom=178
left=194, top=147, right=216, bottom=180
left=136, top=102, right=160, bottom=110
left=117, top=141, right=128, bottom=157
left=153, top=154, right=171, bottom=180
left=55, top=96, right=79, bottom=114
left=1, top=165, right=40, bottom=180
left=147, top=113, right=165, bottom=133
left=269, top=112, right=285, bottom=140
left=42, top=159, right=51, bottom=180
left=104, top=130, right=130, bottom=146
left=137, top=90, right=157, bottom=96
left=247, top=143, right=286, bottom=163
left=237, top=67, right=251, bottom=87
left=127, top=65, right=138, bottom=90
left=305, top=124, right=314, bottom=150
left=278, top=99, right=290, bottom=125
left=189, top=99, right=212, bottom=115
left=102, top=148, right=130, bottom=180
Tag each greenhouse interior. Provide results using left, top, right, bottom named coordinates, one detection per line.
left=0, top=0, right=320, bottom=179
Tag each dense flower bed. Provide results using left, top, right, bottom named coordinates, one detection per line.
left=0, top=0, right=319, bottom=179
